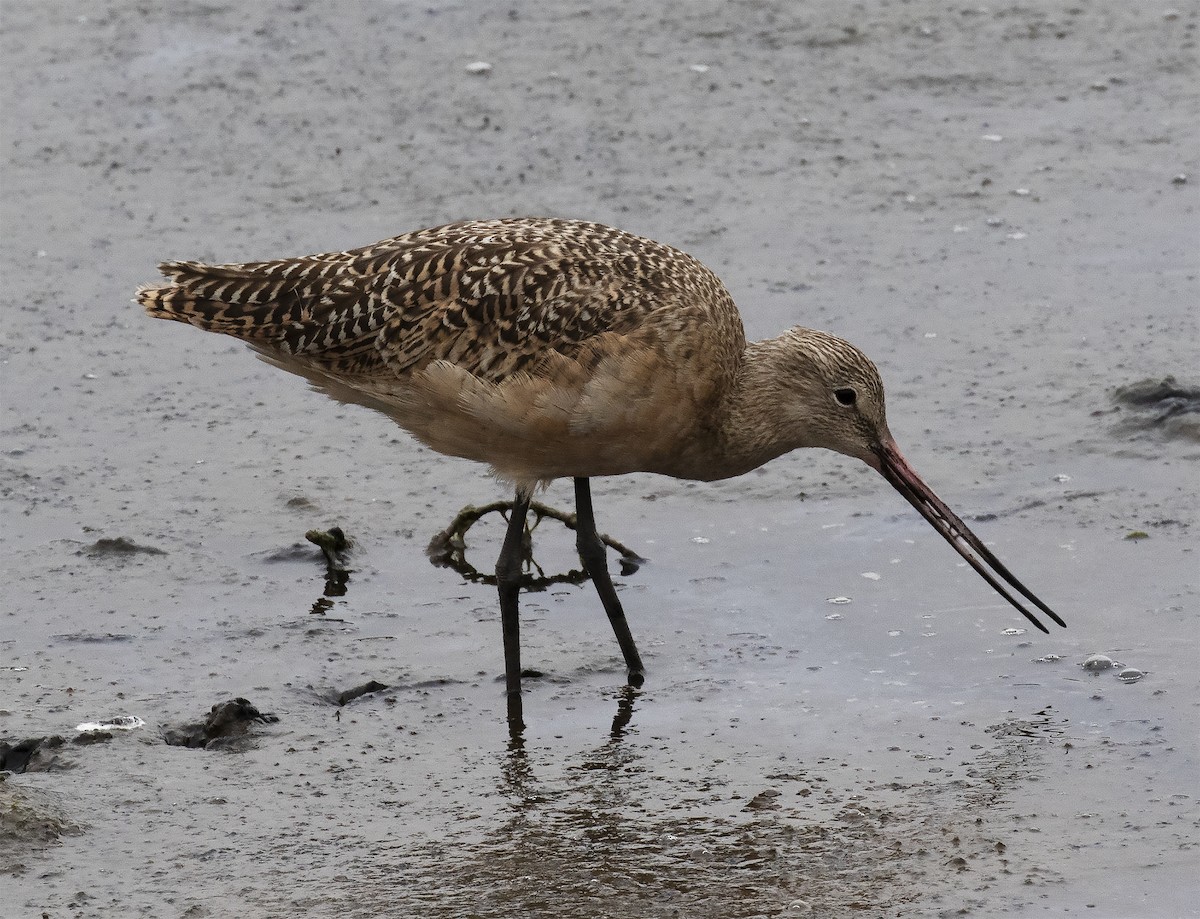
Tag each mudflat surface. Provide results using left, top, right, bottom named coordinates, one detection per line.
left=2, top=2, right=1198, bottom=917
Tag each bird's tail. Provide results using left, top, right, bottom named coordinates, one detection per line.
left=136, top=260, right=303, bottom=341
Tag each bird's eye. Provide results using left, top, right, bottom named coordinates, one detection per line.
left=834, top=387, right=857, bottom=407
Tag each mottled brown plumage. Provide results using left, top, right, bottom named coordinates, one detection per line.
left=138, top=217, right=1063, bottom=727
left=138, top=217, right=867, bottom=488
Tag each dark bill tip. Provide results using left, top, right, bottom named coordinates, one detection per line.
left=873, top=439, right=1066, bottom=633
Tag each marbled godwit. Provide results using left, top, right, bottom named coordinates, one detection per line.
left=138, top=217, right=1065, bottom=726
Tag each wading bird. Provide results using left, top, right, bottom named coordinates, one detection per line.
left=138, top=217, right=1065, bottom=728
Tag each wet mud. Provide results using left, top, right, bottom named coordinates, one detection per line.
left=0, top=776, right=82, bottom=878
left=2, top=2, right=1198, bottom=917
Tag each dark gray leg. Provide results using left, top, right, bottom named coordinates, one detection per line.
left=497, top=489, right=532, bottom=730
left=574, top=477, right=645, bottom=686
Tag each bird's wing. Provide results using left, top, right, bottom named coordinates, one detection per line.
left=139, top=218, right=716, bottom=385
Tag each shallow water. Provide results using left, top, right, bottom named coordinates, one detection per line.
left=2, top=2, right=1198, bottom=916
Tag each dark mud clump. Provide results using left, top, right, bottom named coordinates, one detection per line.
left=305, top=526, right=354, bottom=597
left=331, top=680, right=390, bottom=706
left=1, top=735, right=69, bottom=774
left=304, top=525, right=353, bottom=564
left=161, top=698, right=279, bottom=751
left=81, top=536, right=166, bottom=557
left=1109, top=376, right=1200, bottom=441
left=0, top=731, right=113, bottom=774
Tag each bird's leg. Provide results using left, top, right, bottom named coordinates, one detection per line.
left=497, top=489, right=532, bottom=731
left=574, top=477, right=646, bottom=687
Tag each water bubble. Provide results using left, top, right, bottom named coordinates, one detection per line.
left=1082, top=654, right=1116, bottom=672
left=826, top=596, right=852, bottom=605
left=1033, top=654, right=1063, bottom=663
left=1116, top=667, right=1145, bottom=684
left=1001, top=627, right=1026, bottom=636
left=861, top=571, right=881, bottom=580
left=691, top=536, right=710, bottom=544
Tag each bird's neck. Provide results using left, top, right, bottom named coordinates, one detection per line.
left=704, top=336, right=811, bottom=480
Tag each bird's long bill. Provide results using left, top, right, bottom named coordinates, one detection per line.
left=869, top=438, right=1066, bottom=634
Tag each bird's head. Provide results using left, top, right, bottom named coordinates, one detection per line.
left=773, top=327, right=892, bottom=464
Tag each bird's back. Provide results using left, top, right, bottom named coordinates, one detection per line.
left=138, top=218, right=748, bottom=487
